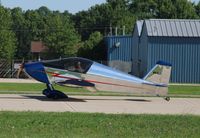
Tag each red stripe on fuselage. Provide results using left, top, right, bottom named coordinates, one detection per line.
left=44, top=70, right=153, bottom=90
left=52, top=74, right=144, bottom=89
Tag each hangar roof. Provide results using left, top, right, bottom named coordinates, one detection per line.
left=139, top=19, right=200, bottom=37
left=136, top=20, right=144, bottom=36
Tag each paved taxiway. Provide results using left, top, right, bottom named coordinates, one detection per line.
left=0, top=94, right=200, bottom=115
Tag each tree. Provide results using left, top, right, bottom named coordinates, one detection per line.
left=130, top=0, right=157, bottom=19
left=24, top=10, right=47, bottom=41
left=73, top=0, right=135, bottom=40
left=130, top=0, right=198, bottom=19
left=11, top=7, right=27, bottom=59
left=195, top=1, right=200, bottom=18
left=0, top=6, right=16, bottom=60
left=10, top=6, right=81, bottom=59
left=44, top=12, right=81, bottom=58
left=3, top=1, right=199, bottom=61
left=73, top=4, right=111, bottom=40
left=172, top=0, right=198, bottom=19
left=78, top=31, right=106, bottom=60
left=155, top=0, right=175, bottom=18
left=107, top=0, right=136, bottom=34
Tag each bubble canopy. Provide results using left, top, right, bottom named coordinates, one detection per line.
left=42, top=57, right=93, bottom=74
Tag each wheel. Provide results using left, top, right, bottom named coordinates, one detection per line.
left=54, top=90, right=68, bottom=99
left=52, top=94, right=58, bottom=99
left=42, top=89, right=48, bottom=95
left=42, top=88, right=68, bottom=99
left=165, top=97, right=170, bottom=101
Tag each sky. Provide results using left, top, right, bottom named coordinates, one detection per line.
left=0, top=0, right=199, bottom=14
left=0, top=0, right=106, bottom=14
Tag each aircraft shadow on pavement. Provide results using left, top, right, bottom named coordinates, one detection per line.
left=0, top=95, right=151, bottom=102
left=0, top=95, right=85, bottom=102
left=23, top=95, right=86, bottom=102
left=82, top=98, right=151, bottom=102
left=23, top=95, right=151, bottom=102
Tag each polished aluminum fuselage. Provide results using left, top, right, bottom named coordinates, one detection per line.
left=44, top=61, right=167, bottom=96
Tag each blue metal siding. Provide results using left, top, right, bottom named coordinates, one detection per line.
left=147, top=37, right=200, bottom=83
left=105, top=36, right=133, bottom=62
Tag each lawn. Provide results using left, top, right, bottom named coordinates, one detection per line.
left=0, top=111, right=199, bottom=138
left=0, top=83, right=200, bottom=96
left=0, top=83, right=87, bottom=94
left=169, top=85, right=200, bottom=95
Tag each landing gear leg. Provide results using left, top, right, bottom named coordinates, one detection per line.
left=42, top=84, right=68, bottom=99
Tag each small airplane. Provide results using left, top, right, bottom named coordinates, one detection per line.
left=18, top=57, right=172, bottom=101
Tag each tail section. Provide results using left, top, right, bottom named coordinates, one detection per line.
left=143, top=61, right=172, bottom=96
left=143, top=61, right=172, bottom=85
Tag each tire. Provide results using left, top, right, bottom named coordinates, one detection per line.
left=165, top=97, right=170, bottom=101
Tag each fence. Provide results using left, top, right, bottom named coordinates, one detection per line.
left=0, top=59, right=31, bottom=78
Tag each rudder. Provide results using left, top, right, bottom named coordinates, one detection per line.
left=143, top=61, right=172, bottom=85
left=143, top=61, right=172, bottom=96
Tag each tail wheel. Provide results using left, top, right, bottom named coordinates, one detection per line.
left=165, top=97, right=170, bottom=101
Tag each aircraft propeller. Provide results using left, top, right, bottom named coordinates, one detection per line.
left=16, top=58, right=25, bottom=78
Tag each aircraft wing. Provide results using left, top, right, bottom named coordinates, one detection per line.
left=54, top=78, right=95, bottom=87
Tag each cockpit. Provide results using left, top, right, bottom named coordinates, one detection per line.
left=43, top=57, right=93, bottom=73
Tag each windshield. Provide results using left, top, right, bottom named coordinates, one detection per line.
left=43, top=57, right=93, bottom=73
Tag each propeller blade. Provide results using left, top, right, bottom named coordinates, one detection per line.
left=16, top=59, right=25, bottom=78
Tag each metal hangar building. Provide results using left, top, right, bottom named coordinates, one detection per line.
left=105, top=19, right=200, bottom=83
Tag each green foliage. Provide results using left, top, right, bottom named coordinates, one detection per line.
left=73, top=1, right=136, bottom=39
left=73, top=4, right=111, bottom=40
left=43, top=13, right=80, bottom=58
left=11, top=7, right=28, bottom=58
left=78, top=31, right=106, bottom=60
left=106, top=0, right=136, bottom=33
left=10, top=7, right=81, bottom=59
left=0, top=0, right=200, bottom=60
left=195, top=1, right=200, bottom=17
left=130, top=0, right=198, bottom=19
left=130, top=0, right=158, bottom=19
left=155, top=0, right=176, bottom=18
left=0, top=6, right=16, bottom=60
left=172, top=0, right=198, bottom=19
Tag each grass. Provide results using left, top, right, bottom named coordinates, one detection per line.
left=0, top=111, right=199, bottom=138
left=0, top=83, right=200, bottom=96
left=0, top=83, right=88, bottom=94
left=169, top=85, right=200, bottom=95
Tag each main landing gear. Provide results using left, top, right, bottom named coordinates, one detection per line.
left=42, top=84, right=68, bottom=99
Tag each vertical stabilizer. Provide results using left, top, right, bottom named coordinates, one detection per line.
left=143, top=61, right=172, bottom=85
left=143, top=61, right=172, bottom=96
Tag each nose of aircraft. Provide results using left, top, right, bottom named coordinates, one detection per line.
left=24, top=62, right=50, bottom=84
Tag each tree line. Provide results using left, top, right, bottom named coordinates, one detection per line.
left=1, top=0, right=200, bottom=61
